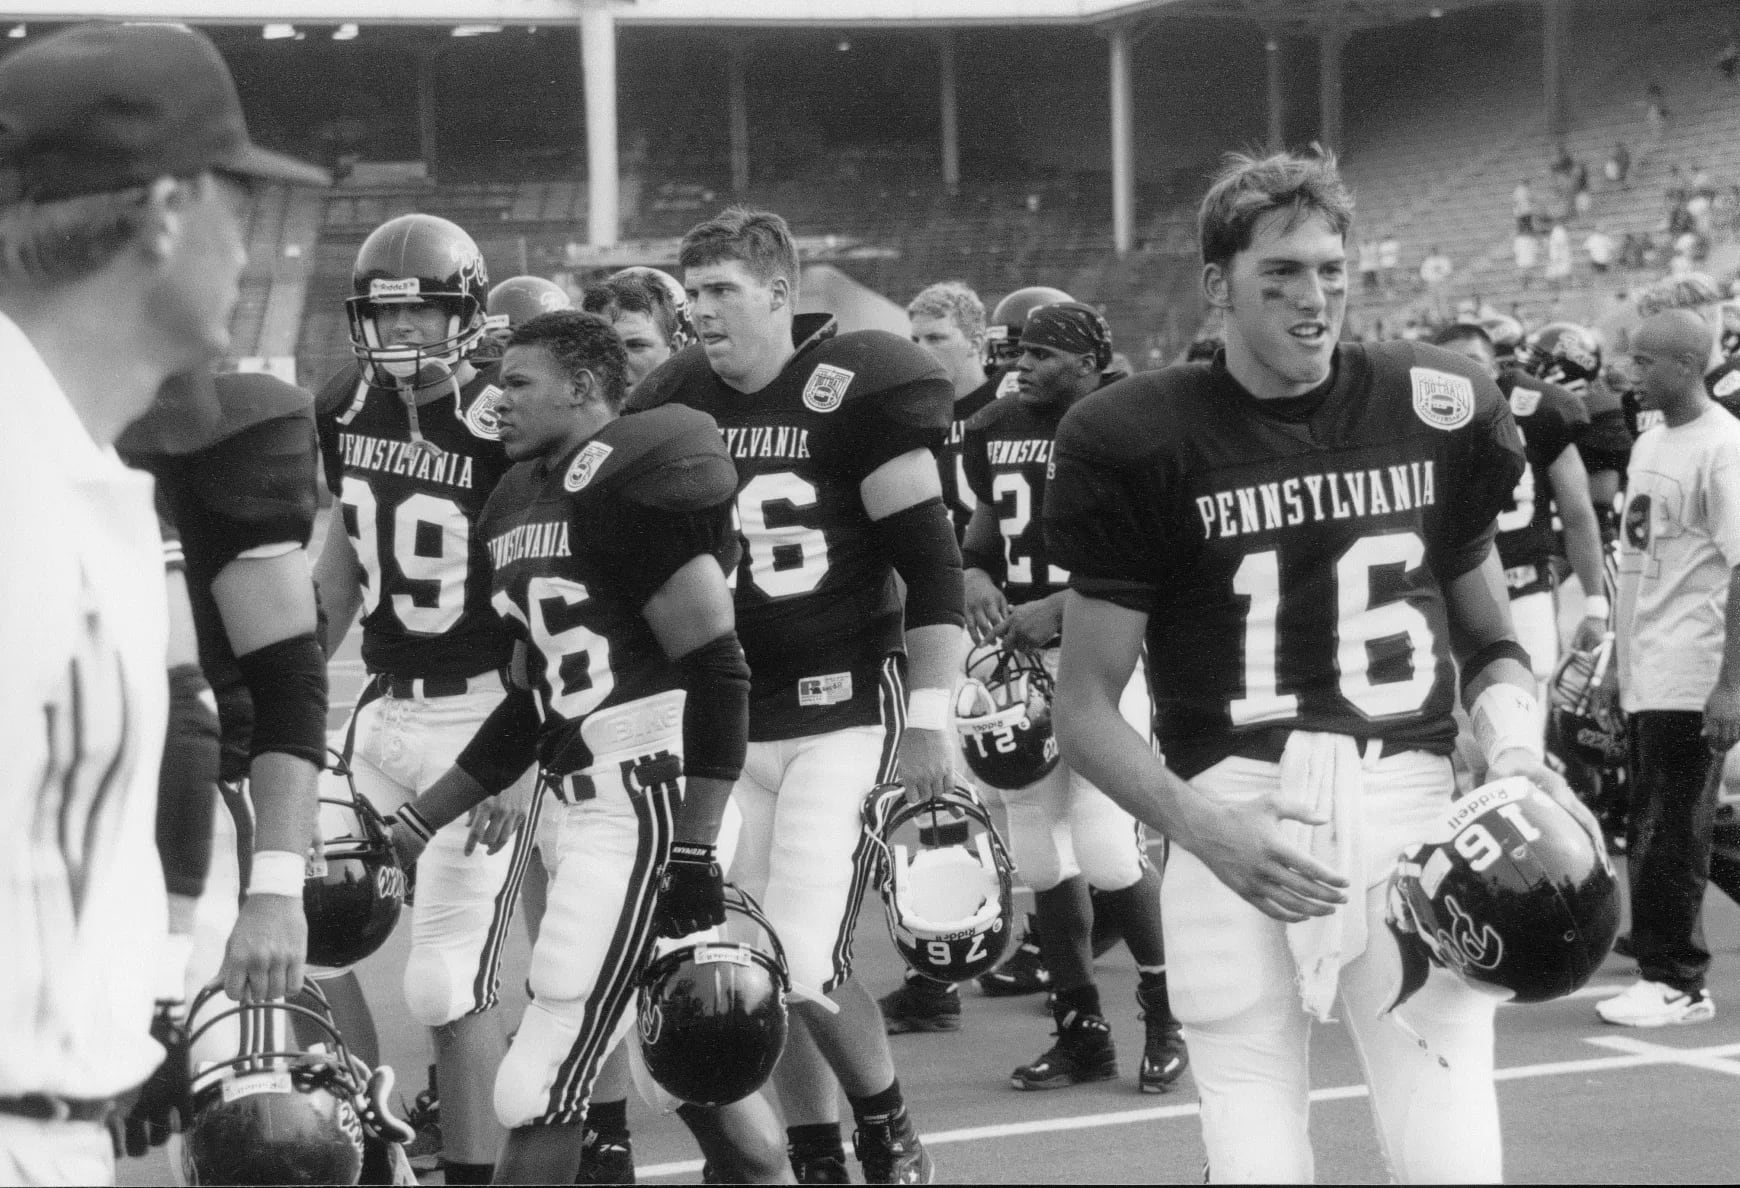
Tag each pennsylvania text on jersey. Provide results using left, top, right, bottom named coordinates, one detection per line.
left=487, top=520, right=571, bottom=570
left=1194, top=460, right=1437, bottom=541
left=337, top=431, right=479, bottom=488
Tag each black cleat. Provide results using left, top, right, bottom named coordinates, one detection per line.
left=978, top=914, right=1051, bottom=998
left=576, top=1130, right=634, bottom=1185
left=789, top=1152, right=852, bottom=1184
left=853, top=1110, right=934, bottom=1185
left=880, top=976, right=962, bottom=1034
left=1011, top=1011, right=1117, bottom=1090
left=1136, top=984, right=1189, bottom=1094
left=400, top=1064, right=442, bottom=1172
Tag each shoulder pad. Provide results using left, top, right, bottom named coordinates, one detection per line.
left=624, top=344, right=714, bottom=413
left=803, top=331, right=949, bottom=409
left=1392, top=341, right=1509, bottom=431
left=566, top=406, right=737, bottom=513
left=965, top=393, right=1023, bottom=433
left=314, top=362, right=366, bottom=418
left=210, top=373, right=315, bottom=442
left=1058, top=370, right=1195, bottom=463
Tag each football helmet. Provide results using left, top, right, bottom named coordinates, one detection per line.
left=180, top=981, right=415, bottom=1186
left=985, top=286, right=1073, bottom=369
left=346, top=213, right=489, bottom=388
left=610, top=265, right=696, bottom=350
left=1477, top=313, right=1525, bottom=360
left=1520, top=322, right=1603, bottom=393
left=1547, top=632, right=1627, bottom=770
left=955, top=643, right=1060, bottom=791
left=1385, top=777, right=1619, bottom=1011
left=635, top=886, right=791, bottom=1109
left=864, top=782, right=1016, bottom=984
left=305, top=752, right=407, bottom=971
left=485, top=275, right=572, bottom=339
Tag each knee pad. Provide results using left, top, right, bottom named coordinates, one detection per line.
left=403, top=944, right=477, bottom=1028
left=1162, top=853, right=1292, bottom=1028
left=495, top=1004, right=579, bottom=1129
left=998, top=793, right=1075, bottom=893
left=1073, top=822, right=1145, bottom=892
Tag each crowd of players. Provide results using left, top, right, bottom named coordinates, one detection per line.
left=12, top=18, right=1738, bottom=1188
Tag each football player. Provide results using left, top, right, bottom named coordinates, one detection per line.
left=958, top=302, right=1185, bottom=1094
left=631, top=207, right=961, bottom=1184
left=380, top=310, right=777, bottom=1184
left=583, top=267, right=695, bottom=392
left=1047, top=150, right=1600, bottom=1182
left=484, top=274, right=573, bottom=352
left=1431, top=324, right=1609, bottom=734
left=312, top=213, right=538, bottom=1185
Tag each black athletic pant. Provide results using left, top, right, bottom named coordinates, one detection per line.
left=1626, top=711, right=1718, bottom=993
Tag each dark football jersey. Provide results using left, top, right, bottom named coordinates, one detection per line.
left=129, top=373, right=321, bottom=781
left=1046, top=342, right=1525, bottom=780
left=1708, top=358, right=1740, bottom=418
left=938, top=372, right=1007, bottom=541
left=1494, top=368, right=1588, bottom=594
left=316, top=362, right=515, bottom=680
left=631, top=314, right=953, bottom=740
left=963, top=393, right=1071, bottom=604
left=479, top=406, right=739, bottom=774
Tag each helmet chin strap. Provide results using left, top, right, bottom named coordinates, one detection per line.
left=395, top=358, right=459, bottom=460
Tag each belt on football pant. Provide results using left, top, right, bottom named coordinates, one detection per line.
left=1227, top=728, right=1417, bottom=766
left=379, top=674, right=475, bottom=700
left=0, top=1094, right=118, bottom=1124
left=542, top=752, right=683, bottom=805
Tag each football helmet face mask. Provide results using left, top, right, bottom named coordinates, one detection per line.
left=1520, top=322, right=1603, bottom=393
left=635, top=886, right=792, bottom=1109
left=180, top=981, right=414, bottom=1186
left=305, top=752, right=407, bottom=971
left=985, top=286, right=1074, bottom=370
left=484, top=275, right=572, bottom=342
left=955, top=643, right=1060, bottom=790
left=864, top=782, right=1016, bottom=984
left=1385, top=777, right=1620, bottom=1011
left=1547, top=632, right=1627, bottom=771
left=346, top=213, right=489, bottom=389
left=611, top=265, right=697, bottom=351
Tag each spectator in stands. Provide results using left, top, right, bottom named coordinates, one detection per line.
left=1514, top=227, right=1540, bottom=288
left=1514, top=178, right=1536, bottom=234
left=1667, top=165, right=1690, bottom=212
left=1378, top=233, right=1400, bottom=291
left=1358, top=237, right=1380, bottom=294
left=1419, top=245, right=1453, bottom=318
left=1607, top=141, right=1632, bottom=191
left=1694, top=165, right=1716, bottom=200
left=1574, top=159, right=1593, bottom=218
left=1715, top=186, right=1740, bottom=241
left=1721, top=32, right=1740, bottom=81
left=1546, top=221, right=1573, bottom=292
left=1644, top=83, right=1669, bottom=146
left=1597, top=308, right=1740, bottom=1030
left=1585, top=226, right=1616, bottom=275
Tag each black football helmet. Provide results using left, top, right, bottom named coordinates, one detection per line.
left=610, top=265, right=697, bottom=351
left=864, top=782, right=1016, bottom=984
left=1478, top=313, right=1525, bottom=360
left=985, top=286, right=1073, bottom=369
left=305, top=752, right=406, bottom=971
left=1386, top=777, right=1620, bottom=1011
left=634, top=886, right=791, bottom=1109
left=180, top=981, right=415, bottom=1186
left=1520, top=322, right=1603, bottom=393
left=955, top=643, right=1060, bottom=791
left=1547, top=632, right=1626, bottom=771
left=346, top=213, right=489, bottom=389
left=484, top=275, right=572, bottom=340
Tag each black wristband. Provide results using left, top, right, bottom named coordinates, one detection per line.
left=396, top=804, right=435, bottom=844
left=1459, top=638, right=1534, bottom=700
left=670, top=841, right=717, bottom=863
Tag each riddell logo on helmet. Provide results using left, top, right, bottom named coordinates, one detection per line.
left=369, top=277, right=420, bottom=300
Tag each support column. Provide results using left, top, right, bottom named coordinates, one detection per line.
left=416, top=47, right=439, bottom=178
left=1318, top=8, right=1345, bottom=152
left=579, top=0, right=618, bottom=247
left=937, top=32, right=960, bottom=196
left=1542, top=0, right=1567, bottom=139
left=1107, top=22, right=1135, bottom=254
left=1266, top=37, right=1285, bottom=151
left=726, top=38, right=750, bottom=194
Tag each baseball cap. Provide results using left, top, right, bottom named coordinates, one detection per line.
left=0, top=22, right=328, bottom=204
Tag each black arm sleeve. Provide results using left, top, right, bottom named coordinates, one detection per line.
left=235, top=633, right=329, bottom=767
left=674, top=631, right=751, bottom=782
left=455, top=685, right=542, bottom=795
left=868, top=497, right=966, bottom=630
left=157, top=664, right=218, bottom=899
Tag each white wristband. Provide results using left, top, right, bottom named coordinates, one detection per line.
left=1584, top=594, right=1611, bottom=621
left=247, top=850, right=306, bottom=899
left=1470, top=683, right=1544, bottom=767
left=906, top=688, right=953, bottom=732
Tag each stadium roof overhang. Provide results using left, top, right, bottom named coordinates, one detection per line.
left=0, top=0, right=1508, bottom=33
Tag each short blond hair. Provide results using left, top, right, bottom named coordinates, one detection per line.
left=907, top=281, right=986, bottom=342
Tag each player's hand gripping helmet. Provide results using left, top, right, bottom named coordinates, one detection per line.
left=634, top=886, right=792, bottom=1109
left=1547, top=631, right=1627, bottom=771
left=611, top=264, right=697, bottom=350
left=346, top=213, right=489, bottom=389
left=304, top=751, right=408, bottom=971
left=1520, top=322, right=1603, bottom=393
left=484, top=275, right=572, bottom=341
left=1385, top=777, right=1619, bottom=1012
left=864, top=782, right=1016, bottom=983
left=180, top=981, right=415, bottom=1185
left=985, top=286, right=1074, bottom=369
left=955, top=642, right=1060, bottom=790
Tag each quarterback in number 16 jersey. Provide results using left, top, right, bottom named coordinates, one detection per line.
left=632, top=313, right=953, bottom=738
left=480, top=405, right=741, bottom=770
left=1047, top=341, right=1525, bottom=780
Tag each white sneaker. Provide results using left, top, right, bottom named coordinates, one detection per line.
left=1595, top=979, right=1715, bottom=1027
